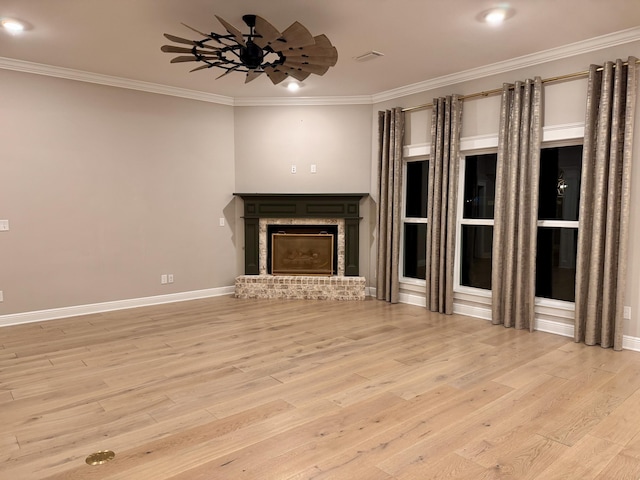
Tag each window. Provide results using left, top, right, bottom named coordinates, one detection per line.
left=457, top=145, right=582, bottom=303
left=459, top=153, right=497, bottom=290
left=535, top=145, right=582, bottom=302
left=402, top=159, right=428, bottom=280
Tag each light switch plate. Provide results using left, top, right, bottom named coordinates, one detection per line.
left=0, top=220, right=9, bottom=231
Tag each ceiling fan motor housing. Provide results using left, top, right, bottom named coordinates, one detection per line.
left=240, top=41, right=264, bottom=69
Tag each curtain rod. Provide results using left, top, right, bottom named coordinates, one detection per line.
left=402, top=58, right=640, bottom=113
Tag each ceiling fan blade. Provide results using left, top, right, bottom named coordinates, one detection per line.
left=274, top=22, right=315, bottom=50
left=264, top=66, right=288, bottom=85
left=285, top=46, right=338, bottom=63
left=282, top=61, right=329, bottom=76
left=311, top=34, right=333, bottom=49
left=180, top=22, right=210, bottom=38
left=283, top=55, right=337, bottom=67
left=245, top=70, right=264, bottom=83
left=216, top=65, right=242, bottom=79
left=190, top=64, right=213, bottom=72
left=190, top=61, right=226, bottom=72
left=171, top=56, right=198, bottom=63
left=215, top=15, right=246, bottom=46
left=161, top=45, right=214, bottom=56
left=253, top=15, right=282, bottom=48
left=280, top=67, right=311, bottom=82
left=164, top=33, right=219, bottom=50
left=164, top=33, right=197, bottom=45
left=171, top=55, right=219, bottom=63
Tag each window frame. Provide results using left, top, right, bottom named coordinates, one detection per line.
left=534, top=139, right=583, bottom=306
left=400, top=154, right=429, bottom=286
left=454, top=148, right=497, bottom=298
left=453, top=140, right=583, bottom=309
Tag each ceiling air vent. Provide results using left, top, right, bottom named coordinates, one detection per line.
left=354, top=51, right=384, bottom=62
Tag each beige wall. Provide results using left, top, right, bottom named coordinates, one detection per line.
left=0, top=69, right=236, bottom=315
left=372, top=40, right=640, bottom=338
left=234, top=105, right=372, bottom=193
left=2, top=39, right=640, bottom=341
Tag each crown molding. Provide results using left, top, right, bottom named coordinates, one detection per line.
left=372, top=26, right=640, bottom=104
left=0, top=56, right=234, bottom=106
left=1, top=27, right=639, bottom=107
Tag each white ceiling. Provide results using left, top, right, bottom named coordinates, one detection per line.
left=1, top=0, right=639, bottom=101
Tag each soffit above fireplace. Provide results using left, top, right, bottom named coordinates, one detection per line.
left=233, top=193, right=368, bottom=218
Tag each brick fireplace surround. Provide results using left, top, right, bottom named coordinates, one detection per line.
left=233, top=194, right=367, bottom=300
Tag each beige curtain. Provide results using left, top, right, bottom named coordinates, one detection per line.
left=425, top=95, right=463, bottom=313
left=376, top=107, right=404, bottom=303
left=575, top=57, right=638, bottom=350
left=491, top=78, right=543, bottom=330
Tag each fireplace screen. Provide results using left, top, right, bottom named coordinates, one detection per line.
left=271, top=233, right=334, bottom=275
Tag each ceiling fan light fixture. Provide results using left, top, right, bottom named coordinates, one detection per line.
left=286, top=81, right=301, bottom=92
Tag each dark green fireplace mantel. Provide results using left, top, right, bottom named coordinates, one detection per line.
left=234, top=193, right=368, bottom=276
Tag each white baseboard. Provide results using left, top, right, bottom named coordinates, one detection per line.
left=453, top=303, right=492, bottom=321
left=4, top=286, right=639, bottom=353
left=535, top=318, right=575, bottom=338
left=422, top=297, right=640, bottom=353
left=0, top=286, right=235, bottom=327
left=399, top=292, right=426, bottom=307
left=623, top=335, right=640, bottom=352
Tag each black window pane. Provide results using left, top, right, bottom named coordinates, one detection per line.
left=405, top=160, right=428, bottom=218
left=463, top=154, right=497, bottom=219
left=461, top=225, right=493, bottom=290
left=536, top=227, right=578, bottom=302
left=538, top=145, right=582, bottom=221
left=403, top=223, right=426, bottom=279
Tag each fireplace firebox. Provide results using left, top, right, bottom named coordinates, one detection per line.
left=268, top=225, right=338, bottom=275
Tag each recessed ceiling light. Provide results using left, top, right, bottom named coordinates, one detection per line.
left=1, top=18, right=25, bottom=33
left=478, top=6, right=515, bottom=25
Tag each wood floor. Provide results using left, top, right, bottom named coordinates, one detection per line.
left=2, top=296, right=640, bottom=479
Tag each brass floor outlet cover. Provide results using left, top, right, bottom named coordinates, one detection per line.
left=85, top=450, right=115, bottom=466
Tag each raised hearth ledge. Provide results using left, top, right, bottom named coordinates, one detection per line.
left=235, top=275, right=366, bottom=301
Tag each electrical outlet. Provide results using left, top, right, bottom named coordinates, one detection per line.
left=291, top=164, right=297, bottom=174
left=168, top=274, right=174, bottom=283
left=0, top=290, right=3, bottom=302
left=161, top=274, right=168, bottom=284
left=311, top=164, right=317, bottom=173
left=219, top=217, right=225, bottom=227
left=624, top=306, right=631, bottom=320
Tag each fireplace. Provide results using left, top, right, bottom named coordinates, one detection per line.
left=268, top=224, right=338, bottom=275
left=233, top=193, right=367, bottom=300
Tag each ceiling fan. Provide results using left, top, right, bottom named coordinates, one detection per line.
left=161, top=14, right=338, bottom=85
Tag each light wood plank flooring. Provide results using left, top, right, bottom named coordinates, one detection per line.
left=2, top=296, right=640, bottom=479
